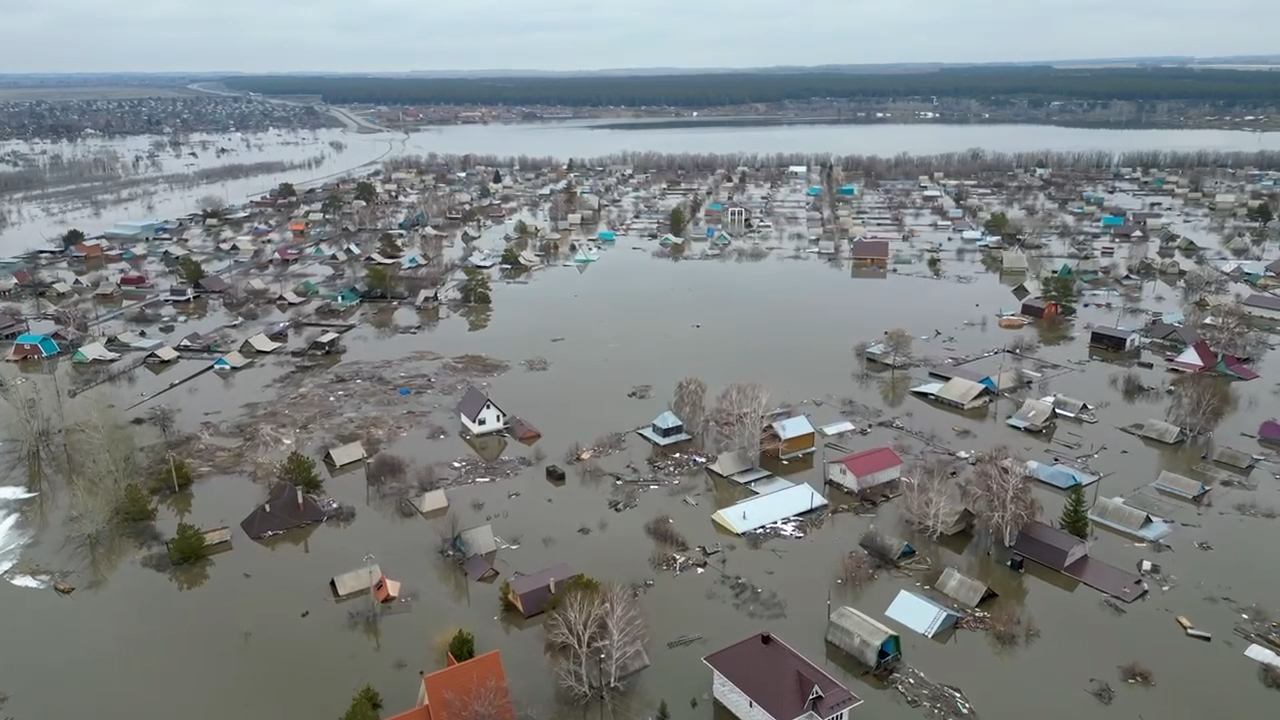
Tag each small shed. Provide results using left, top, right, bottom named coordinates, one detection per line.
left=935, top=567, right=996, bottom=608
left=212, top=351, right=251, bottom=371
left=455, top=523, right=498, bottom=557
left=411, top=488, right=449, bottom=515
left=767, top=416, right=816, bottom=459
left=1089, top=326, right=1139, bottom=353
left=145, top=346, right=180, bottom=364
left=884, top=590, right=962, bottom=638
left=1127, top=419, right=1186, bottom=445
left=1151, top=471, right=1209, bottom=501
left=325, top=442, right=366, bottom=468
left=1020, top=298, right=1059, bottom=320
left=825, top=606, right=901, bottom=671
left=1207, top=446, right=1255, bottom=470
left=636, top=411, right=693, bottom=446
left=706, top=450, right=773, bottom=485
left=242, top=333, right=283, bottom=354
left=304, top=331, right=343, bottom=355
left=859, top=529, right=915, bottom=564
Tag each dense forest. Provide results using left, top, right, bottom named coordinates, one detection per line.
left=224, top=67, right=1280, bottom=107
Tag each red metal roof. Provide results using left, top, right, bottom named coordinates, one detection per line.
left=833, top=447, right=903, bottom=477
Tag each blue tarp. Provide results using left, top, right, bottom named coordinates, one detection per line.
left=1025, top=461, right=1099, bottom=489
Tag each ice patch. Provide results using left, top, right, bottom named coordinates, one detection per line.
left=0, top=485, right=37, bottom=586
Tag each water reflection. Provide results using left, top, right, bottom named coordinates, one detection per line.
left=169, top=561, right=211, bottom=592
left=459, top=304, right=493, bottom=332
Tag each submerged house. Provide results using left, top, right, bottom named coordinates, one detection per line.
left=710, top=482, right=828, bottom=535
left=239, top=482, right=327, bottom=540
left=707, top=450, right=774, bottom=485
left=825, top=447, right=903, bottom=494
left=884, top=590, right=962, bottom=639
left=636, top=411, right=693, bottom=446
left=849, top=240, right=890, bottom=267
left=705, top=632, right=863, bottom=720
left=1020, top=298, right=1059, bottom=320
left=1012, top=521, right=1088, bottom=573
left=7, top=333, right=59, bottom=361
left=1040, top=395, right=1097, bottom=423
left=935, top=568, right=997, bottom=608
left=212, top=351, right=251, bottom=371
left=325, top=442, right=366, bottom=468
left=386, top=650, right=515, bottom=720
left=1006, top=398, right=1055, bottom=433
left=862, top=341, right=910, bottom=368
left=457, top=386, right=507, bottom=436
left=910, top=377, right=991, bottom=410
left=1089, top=326, right=1139, bottom=353
left=1089, top=497, right=1174, bottom=542
left=1023, top=460, right=1099, bottom=490
left=1151, top=471, right=1209, bottom=501
left=1124, top=419, right=1187, bottom=444
left=825, top=606, right=901, bottom=671
left=766, top=415, right=817, bottom=459
left=505, top=563, right=580, bottom=618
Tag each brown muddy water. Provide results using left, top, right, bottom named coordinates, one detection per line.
left=3, top=236, right=1280, bottom=720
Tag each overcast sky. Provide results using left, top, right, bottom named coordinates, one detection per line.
left=3, top=0, right=1276, bottom=74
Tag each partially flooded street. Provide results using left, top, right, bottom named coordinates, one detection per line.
left=3, top=135, right=1280, bottom=720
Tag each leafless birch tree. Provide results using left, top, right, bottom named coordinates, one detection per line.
left=1166, top=374, right=1234, bottom=436
left=601, top=584, right=648, bottom=687
left=900, top=462, right=959, bottom=540
left=709, top=382, right=770, bottom=458
left=545, top=582, right=649, bottom=700
left=883, top=328, right=913, bottom=371
left=670, top=377, right=707, bottom=435
left=965, top=447, right=1041, bottom=548
left=0, top=380, right=63, bottom=490
left=1191, top=303, right=1270, bottom=360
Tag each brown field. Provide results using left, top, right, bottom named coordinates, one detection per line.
left=0, top=85, right=197, bottom=101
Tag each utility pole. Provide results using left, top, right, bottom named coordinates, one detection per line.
left=169, top=453, right=179, bottom=493
left=364, top=553, right=377, bottom=623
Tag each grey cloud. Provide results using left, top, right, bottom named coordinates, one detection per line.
left=0, top=0, right=1275, bottom=73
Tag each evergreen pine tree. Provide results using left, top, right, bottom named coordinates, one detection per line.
left=1059, top=485, right=1090, bottom=539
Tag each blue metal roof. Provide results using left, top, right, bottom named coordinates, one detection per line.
left=1025, top=460, right=1098, bottom=489
left=884, top=590, right=962, bottom=638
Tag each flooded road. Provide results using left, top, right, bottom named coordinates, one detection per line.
left=4, top=121, right=1280, bottom=256
left=2, top=230, right=1279, bottom=720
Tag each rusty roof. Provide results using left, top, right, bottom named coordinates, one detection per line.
left=422, top=651, right=514, bottom=720
left=703, top=632, right=860, bottom=720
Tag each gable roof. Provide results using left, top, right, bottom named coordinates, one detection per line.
left=833, top=447, right=903, bottom=477
left=421, top=651, right=514, bottom=720
left=704, top=632, right=861, bottom=720
left=457, top=385, right=496, bottom=422
left=849, top=240, right=890, bottom=259
left=772, top=415, right=815, bottom=440
left=239, top=482, right=327, bottom=539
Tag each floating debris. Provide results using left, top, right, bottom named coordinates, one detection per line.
left=627, top=385, right=653, bottom=399
left=520, top=357, right=550, bottom=372
left=889, top=665, right=977, bottom=720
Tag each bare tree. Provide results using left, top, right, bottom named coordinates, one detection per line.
left=0, top=380, right=63, bottom=490
left=197, top=194, right=225, bottom=213
left=1192, top=303, right=1270, bottom=360
left=965, top=447, right=1041, bottom=548
left=443, top=676, right=512, bottom=720
left=883, top=327, right=913, bottom=370
left=1166, top=374, right=1234, bottom=436
left=709, top=382, right=770, bottom=458
left=600, top=584, right=648, bottom=688
left=670, top=377, right=707, bottom=435
left=900, top=462, right=959, bottom=539
left=146, top=405, right=177, bottom=440
left=545, top=584, right=607, bottom=699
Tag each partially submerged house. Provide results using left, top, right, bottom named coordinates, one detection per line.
left=910, top=377, right=991, bottom=410
left=145, top=346, right=180, bottom=364
left=710, top=482, right=828, bottom=535
left=239, top=482, right=328, bottom=540
left=825, top=447, right=903, bottom=494
left=1124, top=419, right=1187, bottom=445
left=71, top=341, right=121, bottom=364
left=1022, top=460, right=1099, bottom=490
left=458, top=386, right=507, bottom=436
left=1006, top=398, right=1055, bottom=432
left=1089, top=326, right=1139, bottom=353
left=849, top=240, right=890, bottom=267
left=332, top=564, right=382, bottom=599
left=212, top=351, right=251, bottom=371
left=1206, top=445, right=1256, bottom=470
left=766, top=415, right=816, bottom=459
left=862, top=341, right=909, bottom=368
left=411, top=488, right=449, bottom=515
left=1088, top=497, right=1174, bottom=542
left=1040, top=394, right=1097, bottom=423
left=303, top=331, right=343, bottom=355
left=636, top=411, right=693, bottom=446
left=935, top=567, right=997, bottom=608
left=325, top=442, right=366, bottom=468
left=1151, top=470, right=1209, bottom=501
left=7, top=333, right=59, bottom=361
left=884, top=590, right=962, bottom=639
left=506, top=563, right=580, bottom=618
left=1020, top=298, right=1059, bottom=320
left=707, top=450, right=773, bottom=485
left=825, top=607, right=901, bottom=671
left=242, top=333, right=283, bottom=354
left=1012, top=521, right=1089, bottom=573
left=859, top=528, right=915, bottom=564
left=706, top=632, right=863, bottom=720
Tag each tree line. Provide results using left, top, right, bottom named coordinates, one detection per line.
left=224, top=67, right=1280, bottom=108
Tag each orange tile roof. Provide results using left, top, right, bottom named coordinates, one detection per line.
left=422, top=650, right=515, bottom=720
left=386, top=705, right=432, bottom=720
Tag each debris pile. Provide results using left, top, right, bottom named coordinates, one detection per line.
left=520, top=357, right=550, bottom=372
left=446, top=455, right=534, bottom=486
left=889, top=665, right=977, bottom=720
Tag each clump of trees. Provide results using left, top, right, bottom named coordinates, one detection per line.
left=1040, top=275, right=1079, bottom=314
left=364, top=266, right=399, bottom=295
left=340, top=684, right=384, bottom=720
left=116, top=483, right=157, bottom=523
left=900, top=463, right=960, bottom=540
left=965, top=447, right=1041, bottom=547
left=459, top=268, right=492, bottom=304
left=708, top=382, right=770, bottom=459
left=61, top=227, right=86, bottom=249
left=668, top=206, right=689, bottom=237
left=669, top=377, right=707, bottom=436
left=448, top=628, right=476, bottom=662
left=643, top=514, right=689, bottom=551
left=278, top=450, right=323, bottom=492
left=545, top=579, right=648, bottom=700
left=500, top=245, right=520, bottom=266
left=177, top=257, right=206, bottom=284
left=355, top=181, right=378, bottom=204
left=1166, top=374, right=1234, bottom=437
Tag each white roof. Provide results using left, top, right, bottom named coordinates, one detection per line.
left=149, top=346, right=180, bottom=362
left=711, top=483, right=828, bottom=534
left=326, top=441, right=366, bottom=467
left=244, top=333, right=283, bottom=353
left=74, top=342, right=120, bottom=362
left=772, top=415, right=815, bottom=440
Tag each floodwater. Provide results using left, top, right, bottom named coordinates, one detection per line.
left=4, top=120, right=1280, bottom=255
left=2, top=224, right=1279, bottom=720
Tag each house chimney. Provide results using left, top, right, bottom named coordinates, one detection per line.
left=761, top=632, right=772, bottom=645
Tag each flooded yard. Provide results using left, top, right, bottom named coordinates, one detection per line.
left=3, top=227, right=1280, bottom=720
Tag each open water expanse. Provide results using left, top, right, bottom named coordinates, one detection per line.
left=1, top=122, right=1279, bottom=720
